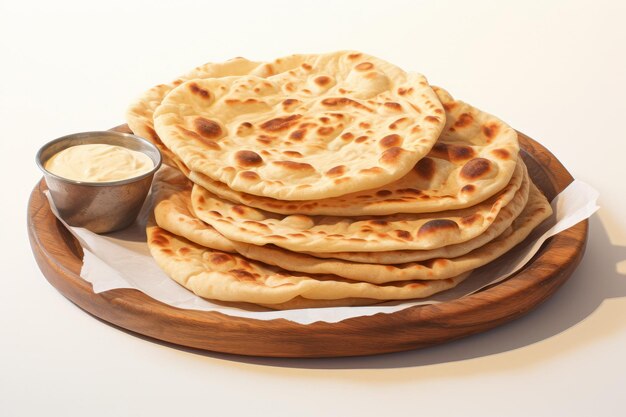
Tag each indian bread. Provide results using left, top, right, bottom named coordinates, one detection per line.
left=153, top=166, right=524, bottom=264
left=190, top=161, right=529, bottom=253
left=187, top=86, right=519, bottom=215
left=154, top=168, right=550, bottom=284
left=147, top=224, right=470, bottom=307
left=152, top=51, right=446, bottom=200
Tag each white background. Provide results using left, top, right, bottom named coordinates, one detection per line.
left=2, top=0, right=626, bottom=416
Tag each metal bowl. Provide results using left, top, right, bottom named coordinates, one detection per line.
left=36, top=131, right=162, bottom=233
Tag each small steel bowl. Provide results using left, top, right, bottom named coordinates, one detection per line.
left=36, top=131, right=162, bottom=233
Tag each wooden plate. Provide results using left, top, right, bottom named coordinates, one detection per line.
left=28, top=127, right=588, bottom=358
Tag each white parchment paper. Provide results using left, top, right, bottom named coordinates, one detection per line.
left=46, top=180, right=599, bottom=324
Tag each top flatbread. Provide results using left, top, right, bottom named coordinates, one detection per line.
left=188, top=86, right=519, bottom=215
left=153, top=51, right=446, bottom=200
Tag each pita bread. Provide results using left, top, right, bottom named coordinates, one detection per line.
left=147, top=225, right=469, bottom=307
left=190, top=161, right=529, bottom=253
left=153, top=51, right=446, bottom=200
left=188, top=86, right=519, bottom=215
left=154, top=166, right=523, bottom=264
left=154, top=167, right=551, bottom=284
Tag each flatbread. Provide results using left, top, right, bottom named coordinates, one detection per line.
left=190, top=162, right=529, bottom=253
left=154, top=167, right=551, bottom=284
left=188, top=86, right=520, bottom=215
left=153, top=51, right=446, bottom=200
left=147, top=225, right=469, bottom=306
left=127, top=55, right=317, bottom=166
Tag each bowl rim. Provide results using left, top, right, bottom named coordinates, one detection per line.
left=35, top=131, right=163, bottom=187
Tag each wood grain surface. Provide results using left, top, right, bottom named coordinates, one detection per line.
left=27, top=127, right=588, bottom=358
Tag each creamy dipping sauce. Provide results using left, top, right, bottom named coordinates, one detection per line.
left=45, top=144, right=154, bottom=182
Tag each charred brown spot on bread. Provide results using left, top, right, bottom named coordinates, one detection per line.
left=461, top=184, right=476, bottom=193
left=319, top=117, right=330, bottom=124
left=334, top=177, right=350, bottom=185
left=341, top=132, right=354, bottom=141
left=430, top=143, right=475, bottom=162
left=282, top=150, right=303, bottom=158
left=347, top=53, right=362, bottom=60
left=149, top=230, right=169, bottom=247
left=460, top=158, right=492, bottom=180
left=239, top=171, right=260, bottom=181
left=379, top=134, right=402, bottom=149
left=359, top=167, right=384, bottom=175
left=282, top=98, right=301, bottom=110
left=256, top=135, right=276, bottom=145
left=425, top=115, right=440, bottom=123
left=409, top=103, right=422, bottom=114
left=482, top=122, right=500, bottom=140
left=178, top=126, right=221, bottom=150
left=272, top=160, right=315, bottom=172
left=384, top=102, right=402, bottom=111
left=314, top=76, right=331, bottom=86
left=442, top=101, right=456, bottom=111
left=414, top=157, right=435, bottom=180
left=397, top=87, right=414, bottom=96
left=389, top=117, right=409, bottom=130
left=379, top=146, right=406, bottom=165
left=317, top=126, right=334, bottom=136
left=189, top=82, right=210, bottom=99
left=491, top=148, right=511, bottom=159
left=289, top=129, right=306, bottom=141
left=369, top=220, right=388, bottom=226
left=243, top=221, right=271, bottom=232
left=321, top=97, right=373, bottom=112
left=417, top=219, right=460, bottom=237
left=355, top=136, right=368, bottom=143
left=355, top=62, right=374, bottom=71
left=194, top=117, right=222, bottom=139
left=231, top=205, right=247, bottom=216
left=287, top=233, right=306, bottom=238
left=210, top=253, right=234, bottom=264
left=225, top=98, right=259, bottom=106
left=460, top=213, right=482, bottom=226
left=395, top=230, right=413, bottom=240
left=172, top=79, right=183, bottom=86
left=301, top=63, right=312, bottom=70
left=234, top=150, right=263, bottom=167
left=454, top=113, right=474, bottom=128
left=449, top=145, right=475, bottom=162
left=237, top=122, right=254, bottom=136
left=359, top=122, right=371, bottom=129
left=178, top=247, right=191, bottom=255
left=260, top=114, right=302, bottom=132
left=209, top=210, right=222, bottom=218
left=325, top=165, right=346, bottom=177
left=434, top=108, right=443, bottom=114
left=230, top=269, right=258, bottom=283
left=376, top=189, right=392, bottom=197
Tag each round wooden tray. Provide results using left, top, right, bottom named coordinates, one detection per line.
left=28, top=127, right=588, bottom=358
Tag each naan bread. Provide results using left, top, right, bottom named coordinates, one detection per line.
left=190, top=162, right=529, bottom=253
left=147, top=225, right=469, bottom=307
left=188, top=86, right=519, bottom=215
left=154, top=168, right=550, bottom=284
left=153, top=166, right=523, bottom=264
left=153, top=51, right=446, bottom=200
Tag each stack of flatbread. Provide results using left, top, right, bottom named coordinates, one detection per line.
left=127, top=51, right=553, bottom=310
